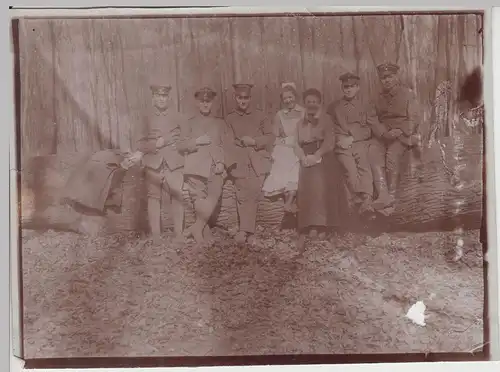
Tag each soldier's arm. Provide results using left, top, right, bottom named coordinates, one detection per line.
left=221, top=117, right=239, bottom=169
left=366, top=102, right=387, bottom=138
left=403, top=91, right=419, bottom=136
left=176, top=121, right=197, bottom=154
left=315, top=115, right=335, bottom=157
left=211, top=120, right=226, bottom=165
left=254, top=114, right=276, bottom=150
left=136, top=125, right=161, bottom=154
left=293, top=122, right=306, bottom=161
left=331, top=104, right=351, bottom=136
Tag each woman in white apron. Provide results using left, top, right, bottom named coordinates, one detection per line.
left=263, top=82, right=305, bottom=213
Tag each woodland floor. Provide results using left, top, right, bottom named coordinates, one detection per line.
left=22, top=227, right=484, bottom=358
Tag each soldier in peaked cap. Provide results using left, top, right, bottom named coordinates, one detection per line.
left=127, top=79, right=188, bottom=242
left=327, top=72, right=395, bottom=215
left=177, top=87, right=229, bottom=244
left=225, top=82, right=276, bottom=245
left=370, top=62, right=421, bottom=202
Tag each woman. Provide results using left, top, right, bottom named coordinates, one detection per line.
left=262, top=82, right=305, bottom=212
left=294, top=88, right=337, bottom=241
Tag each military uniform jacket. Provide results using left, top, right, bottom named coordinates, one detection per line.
left=327, top=96, right=377, bottom=142
left=137, top=109, right=188, bottom=171
left=373, top=84, right=418, bottom=137
left=225, top=108, right=275, bottom=178
left=177, top=114, right=226, bottom=179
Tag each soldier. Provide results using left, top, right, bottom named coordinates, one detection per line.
left=328, top=72, right=393, bottom=214
left=225, top=83, right=276, bottom=245
left=127, top=81, right=187, bottom=242
left=177, top=87, right=227, bottom=244
left=372, top=63, right=421, bottom=197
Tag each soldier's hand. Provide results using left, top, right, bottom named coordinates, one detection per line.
left=410, top=133, right=422, bottom=147
left=196, top=134, right=212, bottom=146
left=337, top=136, right=353, bottom=149
left=241, top=136, right=256, bottom=147
left=214, top=162, right=225, bottom=174
left=156, top=137, right=166, bottom=149
left=390, top=129, right=403, bottom=137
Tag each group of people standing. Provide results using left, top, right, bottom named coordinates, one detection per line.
left=123, top=62, right=421, bottom=246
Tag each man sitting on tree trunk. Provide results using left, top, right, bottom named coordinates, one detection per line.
left=177, top=87, right=227, bottom=245
left=371, top=63, right=422, bottom=200
left=328, top=72, right=394, bottom=215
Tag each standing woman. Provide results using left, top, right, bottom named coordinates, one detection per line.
left=262, top=82, right=305, bottom=212
left=295, top=88, right=336, bottom=242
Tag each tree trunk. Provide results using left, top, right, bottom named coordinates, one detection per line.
left=20, top=131, right=483, bottom=235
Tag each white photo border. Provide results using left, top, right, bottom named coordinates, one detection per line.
left=5, top=3, right=500, bottom=372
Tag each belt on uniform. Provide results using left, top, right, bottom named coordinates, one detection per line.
left=300, top=140, right=324, bottom=149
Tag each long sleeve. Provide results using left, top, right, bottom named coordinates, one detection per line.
left=210, top=121, right=226, bottom=165
left=367, top=102, right=387, bottom=138
left=331, top=104, right=351, bottom=136
left=254, top=115, right=276, bottom=150
left=403, top=93, right=418, bottom=136
left=316, top=115, right=335, bottom=157
left=136, top=125, right=163, bottom=153
left=293, top=121, right=306, bottom=161
left=176, top=122, right=197, bottom=154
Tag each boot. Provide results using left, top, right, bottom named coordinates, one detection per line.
left=372, top=166, right=395, bottom=210
left=187, top=198, right=213, bottom=243
left=358, top=193, right=374, bottom=215
left=387, top=168, right=399, bottom=199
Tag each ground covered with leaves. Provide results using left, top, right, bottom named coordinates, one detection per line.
left=22, top=227, right=484, bottom=358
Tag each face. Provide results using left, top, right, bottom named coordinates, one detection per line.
left=380, top=73, right=398, bottom=91
left=282, top=90, right=296, bottom=110
left=198, top=99, right=213, bottom=116
left=235, top=92, right=251, bottom=111
left=304, top=94, right=321, bottom=115
left=153, top=92, right=169, bottom=110
left=342, top=82, right=360, bottom=99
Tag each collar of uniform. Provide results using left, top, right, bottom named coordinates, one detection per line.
left=154, top=107, right=169, bottom=116
left=342, top=95, right=360, bottom=106
left=234, top=108, right=252, bottom=116
left=383, top=84, right=401, bottom=98
left=282, top=104, right=304, bottom=114
left=193, top=112, right=213, bottom=121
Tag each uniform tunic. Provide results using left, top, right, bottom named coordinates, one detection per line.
left=328, top=96, right=377, bottom=196
left=177, top=114, right=226, bottom=202
left=225, top=108, right=275, bottom=233
left=373, top=84, right=418, bottom=179
left=137, top=108, right=188, bottom=199
left=262, top=105, right=305, bottom=196
left=296, top=111, right=340, bottom=230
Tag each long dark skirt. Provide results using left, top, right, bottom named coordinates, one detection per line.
left=297, top=143, right=348, bottom=231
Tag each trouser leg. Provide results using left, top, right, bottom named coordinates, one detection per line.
left=145, top=168, right=163, bottom=237
left=164, top=169, right=185, bottom=238
left=386, top=140, right=408, bottom=196
left=368, top=140, right=394, bottom=210
left=336, top=148, right=360, bottom=197
left=352, top=141, right=374, bottom=196
left=234, top=174, right=265, bottom=235
left=186, top=174, right=224, bottom=243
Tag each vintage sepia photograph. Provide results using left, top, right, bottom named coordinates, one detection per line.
left=13, top=9, right=487, bottom=364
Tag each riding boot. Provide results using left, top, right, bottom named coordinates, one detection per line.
left=371, top=165, right=395, bottom=210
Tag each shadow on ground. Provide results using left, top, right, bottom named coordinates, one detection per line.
left=21, top=227, right=484, bottom=358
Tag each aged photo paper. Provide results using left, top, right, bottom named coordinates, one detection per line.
left=11, top=7, right=488, bottom=366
